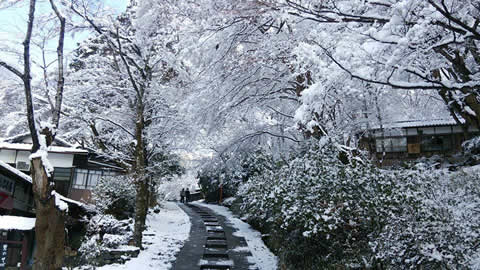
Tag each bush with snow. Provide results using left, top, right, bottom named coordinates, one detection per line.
left=92, top=174, right=136, bottom=219
left=237, top=141, right=398, bottom=268
left=198, top=150, right=275, bottom=202
left=373, top=168, right=480, bottom=269
left=78, top=214, right=134, bottom=266
left=228, top=139, right=480, bottom=269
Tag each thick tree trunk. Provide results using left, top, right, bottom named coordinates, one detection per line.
left=0, top=0, right=67, bottom=268
left=134, top=175, right=148, bottom=248
left=133, top=103, right=148, bottom=248
left=31, top=158, right=65, bottom=270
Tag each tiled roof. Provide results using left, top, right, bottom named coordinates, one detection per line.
left=372, top=118, right=464, bottom=129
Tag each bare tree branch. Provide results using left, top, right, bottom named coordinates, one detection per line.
left=49, top=0, right=66, bottom=131
left=95, top=116, right=135, bottom=137
left=23, top=0, right=40, bottom=152
left=0, top=61, right=23, bottom=78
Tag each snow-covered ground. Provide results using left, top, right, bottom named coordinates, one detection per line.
left=194, top=201, right=278, bottom=270
left=93, top=202, right=190, bottom=270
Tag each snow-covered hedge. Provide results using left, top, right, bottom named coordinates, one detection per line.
left=198, top=150, right=275, bottom=202
left=374, top=167, right=480, bottom=269
left=78, top=214, right=134, bottom=266
left=231, top=141, right=480, bottom=269
left=92, top=175, right=136, bottom=219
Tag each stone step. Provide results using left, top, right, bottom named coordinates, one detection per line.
left=207, top=229, right=225, bottom=233
left=207, top=231, right=225, bottom=237
left=206, top=225, right=224, bottom=230
left=205, top=240, right=228, bottom=248
left=204, top=221, right=220, bottom=225
left=200, top=265, right=232, bottom=270
left=199, top=258, right=234, bottom=270
left=204, top=219, right=218, bottom=223
left=203, top=251, right=229, bottom=259
left=207, top=235, right=227, bottom=240
left=205, top=247, right=228, bottom=253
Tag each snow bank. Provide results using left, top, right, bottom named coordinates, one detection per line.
left=93, top=202, right=190, bottom=270
left=0, top=215, right=35, bottom=231
left=195, top=202, right=278, bottom=270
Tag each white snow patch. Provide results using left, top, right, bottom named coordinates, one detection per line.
left=0, top=142, right=88, bottom=154
left=465, top=106, right=477, bottom=117
left=231, top=246, right=251, bottom=252
left=0, top=215, right=35, bottom=230
left=91, top=202, right=191, bottom=270
left=29, top=149, right=54, bottom=177
left=107, top=245, right=141, bottom=252
left=198, top=259, right=234, bottom=266
left=54, top=191, right=84, bottom=207
left=0, top=160, right=32, bottom=183
left=194, top=202, right=278, bottom=270
left=52, top=191, right=69, bottom=212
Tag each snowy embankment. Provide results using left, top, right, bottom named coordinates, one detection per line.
left=194, top=201, right=278, bottom=270
left=94, top=202, right=190, bottom=270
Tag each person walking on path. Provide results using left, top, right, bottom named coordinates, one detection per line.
left=180, top=188, right=185, bottom=203
left=185, top=188, right=191, bottom=204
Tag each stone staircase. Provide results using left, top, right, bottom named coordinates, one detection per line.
left=188, top=204, right=234, bottom=270
left=174, top=203, right=258, bottom=270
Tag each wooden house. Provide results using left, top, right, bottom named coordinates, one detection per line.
left=359, top=119, right=478, bottom=166
left=0, top=133, right=125, bottom=203
left=0, top=161, right=35, bottom=269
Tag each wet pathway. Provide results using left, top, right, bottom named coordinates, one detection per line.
left=173, top=203, right=257, bottom=270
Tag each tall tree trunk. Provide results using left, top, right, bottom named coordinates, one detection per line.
left=31, top=159, right=65, bottom=270
left=133, top=102, right=148, bottom=248
left=27, top=0, right=66, bottom=268
left=0, top=0, right=67, bottom=267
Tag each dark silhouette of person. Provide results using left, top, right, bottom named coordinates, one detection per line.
left=185, top=188, right=191, bottom=203
left=180, top=188, right=185, bottom=203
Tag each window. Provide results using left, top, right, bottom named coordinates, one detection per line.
left=53, top=168, right=72, bottom=182
left=421, top=135, right=451, bottom=152
left=0, top=175, right=14, bottom=194
left=73, top=169, right=88, bottom=189
left=86, top=170, right=102, bottom=190
left=376, top=137, right=407, bottom=152
left=73, top=169, right=119, bottom=190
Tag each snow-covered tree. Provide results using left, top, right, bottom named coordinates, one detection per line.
left=284, top=0, right=480, bottom=135
left=0, top=0, right=70, bottom=268
left=68, top=0, right=186, bottom=248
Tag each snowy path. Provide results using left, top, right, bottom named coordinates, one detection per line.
left=193, top=202, right=278, bottom=270
left=96, top=201, right=191, bottom=270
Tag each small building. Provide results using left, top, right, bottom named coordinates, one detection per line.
left=69, top=155, right=125, bottom=202
left=360, top=119, right=479, bottom=166
left=0, top=161, right=35, bottom=269
left=0, top=134, right=125, bottom=203
left=0, top=159, right=92, bottom=269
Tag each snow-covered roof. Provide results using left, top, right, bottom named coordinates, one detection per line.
left=88, top=160, right=125, bottom=171
left=53, top=190, right=84, bottom=208
left=371, top=118, right=464, bottom=130
left=0, top=142, right=88, bottom=154
left=2, top=133, right=81, bottom=148
left=0, top=215, right=35, bottom=230
left=0, top=160, right=32, bottom=183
